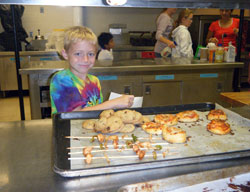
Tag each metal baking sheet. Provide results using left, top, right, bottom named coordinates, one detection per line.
left=170, top=172, right=250, bottom=192
left=53, top=103, right=250, bottom=177
left=118, top=165, right=250, bottom=192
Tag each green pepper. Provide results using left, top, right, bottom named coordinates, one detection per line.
left=153, top=151, right=157, bottom=160
left=155, top=145, right=162, bottom=151
left=131, top=134, right=138, bottom=143
left=90, top=135, right=97, bottom=143
left=99, top=143, right=104, bottom=150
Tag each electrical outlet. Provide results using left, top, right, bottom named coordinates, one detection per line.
left=40, top=7, right=44, bottom=13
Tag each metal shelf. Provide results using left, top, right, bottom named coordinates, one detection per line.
left=0, top=0, right=250, bottom=9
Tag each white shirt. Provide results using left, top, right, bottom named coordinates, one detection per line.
left=97, top=49, right=114, bottom=60
left=171, top=25, right=193, bottom=58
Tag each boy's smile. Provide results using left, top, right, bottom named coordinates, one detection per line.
left=62, top=40, right=97, bottom=80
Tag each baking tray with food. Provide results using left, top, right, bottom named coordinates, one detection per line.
left=53, top=102, right=250, bottom=177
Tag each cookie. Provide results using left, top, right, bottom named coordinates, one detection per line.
left=119, top=124, right=135, bottom=133
left=102, top=116, right=124, bottom=133
left=99, top=109, right=115, bottom=118
left=114, top=109, right=143, bottom=124
left=82, top=119, right=96, bottom=130
left=141, top=116, right=151, bottom=124
left=132, top=111, right=143, bottom=124
left=114, top=109, right=134, bottom=124
left=95, top=117, right=108, bottom=132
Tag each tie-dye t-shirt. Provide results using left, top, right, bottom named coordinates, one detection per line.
left=50, top=69, right=103, bottom=114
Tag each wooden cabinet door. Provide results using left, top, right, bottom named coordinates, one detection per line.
left=182, top=80, right=225, bottom=104
left=142, top=81, right=182, bottom=107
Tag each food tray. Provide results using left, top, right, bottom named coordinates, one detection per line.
left=53, top=103, right=250, bottom=177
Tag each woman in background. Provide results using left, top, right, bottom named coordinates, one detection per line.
left=171, top=9, right=193, bottom=58
left=206, top=9, right=239, bottom=47
left=154, top=8, right=177, bottom=58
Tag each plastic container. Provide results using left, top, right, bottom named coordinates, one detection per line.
left=194, top=45, right=203, bottom=59
left=208, top=47, right=216, bottom=63
left=207, top=42, right=217, bottom=63
left=200, top=47, right=208, bottom=61
left=215, top=44, right=224, bottom=63
left=225, top=42, right=236, bottom=62
left=45, top=29, right=65, bottom=53
left=161, top=46, right=171, bottom=57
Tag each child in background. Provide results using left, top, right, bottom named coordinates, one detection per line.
left=50, top=26, right=134, bottom=115
left=171, top=9, right=194, bottom=58
left=97, top=32, right=115, bottom=60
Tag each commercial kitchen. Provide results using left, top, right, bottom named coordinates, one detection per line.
left=0, top=0, right=250, bottom=191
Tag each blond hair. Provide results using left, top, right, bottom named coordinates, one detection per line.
left=63, top=26, right=97, bottom=51
left=174, top=9, right=193, bottom=28
left=169, top=9, right=193, bottom=38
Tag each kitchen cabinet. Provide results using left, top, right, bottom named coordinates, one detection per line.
left=0, top=51, right=61, bottom=94
left=181, top=69, right=233, bottom=104
left=142, top=76, right=182, bottom=107
left=99, top=75, right=142, bottom=100
left=0, top=54, right=29, bottom=91
left=19, top=59, right=243, bottom=119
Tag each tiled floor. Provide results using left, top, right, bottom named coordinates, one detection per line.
left=0, top=96, right=31, bottom=122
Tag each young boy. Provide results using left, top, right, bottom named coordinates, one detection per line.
left=50, top=26, right=134, bottom=115
left=97, top=32, right=114, bottom=60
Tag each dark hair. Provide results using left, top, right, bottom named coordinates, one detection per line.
left=219, top=9, right=234, bottom=13
left=98, top=32, right=113, bottom=49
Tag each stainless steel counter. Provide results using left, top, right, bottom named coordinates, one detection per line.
left=20, top=58, right=244, bottom=74
left=0, top=51, right=61, bottom=92
left=0, top=106, right=250, bottom=192
left=0, top=48, right=152, bottom=92
left=0, top=51, right=59, bottom=56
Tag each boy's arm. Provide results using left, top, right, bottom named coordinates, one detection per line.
left=75, top=95, right=134, bottom=111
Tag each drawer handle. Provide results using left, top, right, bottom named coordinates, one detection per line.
left=124, top=86, right=131, bottom=95
left=145, top=85, right=151, bottom=95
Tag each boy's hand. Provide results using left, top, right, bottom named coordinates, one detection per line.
left=113, top=95, right=134, bottom=108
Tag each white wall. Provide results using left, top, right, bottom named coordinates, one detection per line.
left=82, top=7, right=162, bottom=36
left=0, top=5, right=164, bottom=40
left=0, top=6, right=248, bottom=42
left=22, top=5, right=75, bottom=40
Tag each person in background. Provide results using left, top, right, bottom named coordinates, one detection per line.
left=97, top=32, right=115, bottom=60
left=206, top=9, right=239, bottom=47
left=171, top=9, right=193, bottom=58
left=248, top=52, right=250, bottom=84
left=154, top=8, right=177, bottom=58
left=50, top=26, right=134, bottom=115
left=0, top=5, right=29, bottom=51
